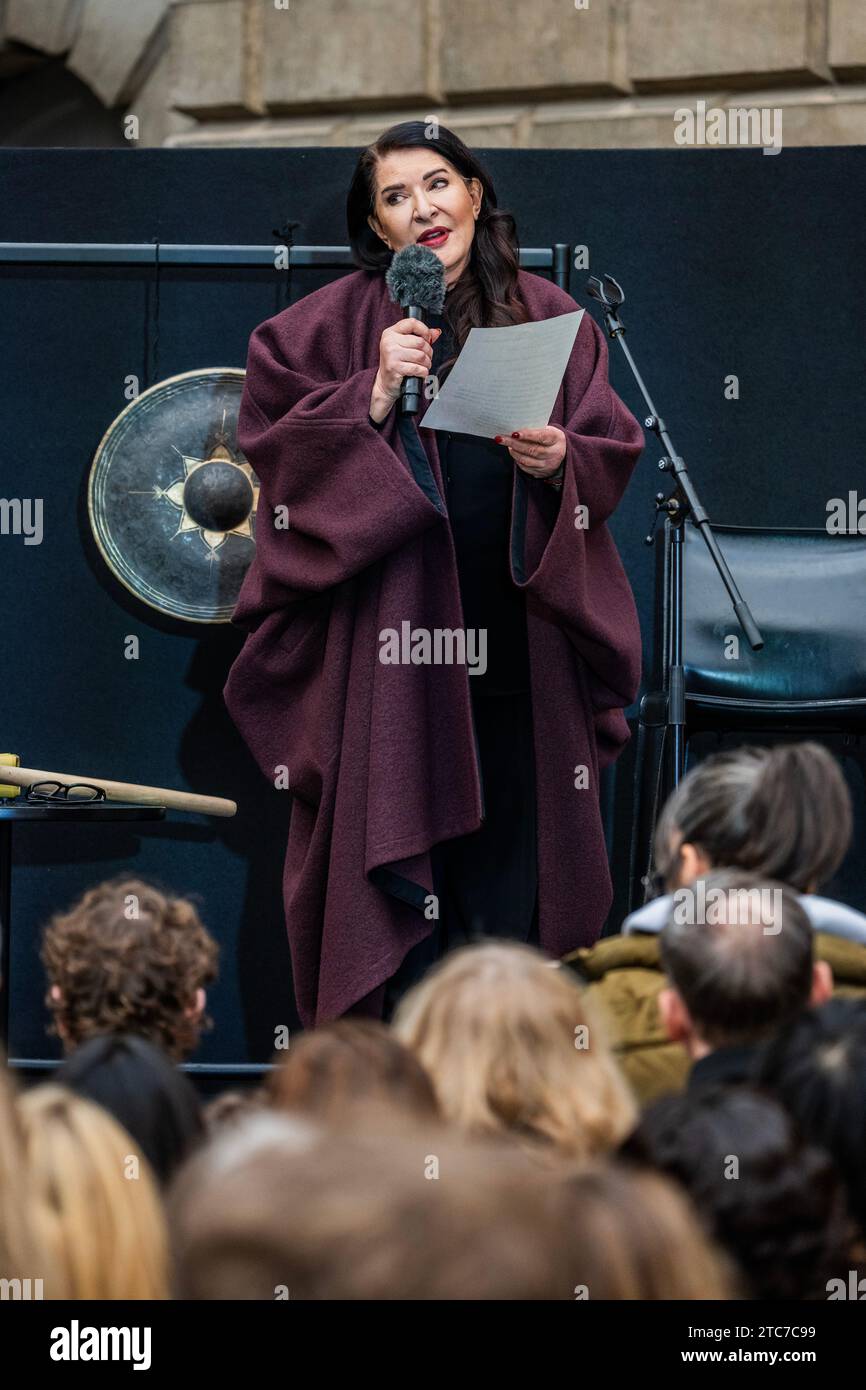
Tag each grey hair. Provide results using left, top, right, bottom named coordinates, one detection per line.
left=653, top=741, right=851, bottom=893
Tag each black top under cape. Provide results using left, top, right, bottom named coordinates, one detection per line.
left=377, top=304, right=539, bottom=1013
left=424, top=306, right=531, bottom=698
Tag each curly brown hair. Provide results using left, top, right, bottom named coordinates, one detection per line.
left=41, top=876, right=219, bottom=1061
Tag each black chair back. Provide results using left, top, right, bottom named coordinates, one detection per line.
left=683, top=523, right=866, bottom=715
left=626, top=520, right=866, bottom=916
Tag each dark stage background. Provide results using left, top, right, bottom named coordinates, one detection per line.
left=2, top=145, right=865, bottom=1068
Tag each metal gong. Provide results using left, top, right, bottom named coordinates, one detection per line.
left=88, top=368, right=260, bottom=623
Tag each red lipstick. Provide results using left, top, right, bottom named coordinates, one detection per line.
left=417, top=227, right=450, bottom=248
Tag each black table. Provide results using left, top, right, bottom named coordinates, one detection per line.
left=0, top=799, right=166, bottom=1046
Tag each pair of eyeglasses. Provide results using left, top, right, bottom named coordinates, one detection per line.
left=25, top=781, right=107, bottom=803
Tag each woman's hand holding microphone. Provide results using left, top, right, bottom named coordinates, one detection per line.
left=369, top=318, right=442, bottom=423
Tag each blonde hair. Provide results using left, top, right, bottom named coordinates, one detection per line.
left=17, top=1085, right=169, bottom=1299
left=392, top=942, right=637, bottom=1163
left=0, top=1056, right=60, bottom=1296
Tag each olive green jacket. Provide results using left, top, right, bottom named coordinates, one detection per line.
left=565, top=931, right=866, bottom=1104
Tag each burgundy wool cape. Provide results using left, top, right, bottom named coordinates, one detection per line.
left=223, top=266, right=643, bottom=1027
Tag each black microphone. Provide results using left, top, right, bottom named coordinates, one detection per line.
left=385, top=245, right=447, bottom=416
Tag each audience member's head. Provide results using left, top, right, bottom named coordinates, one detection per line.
left=0, top=1053, right=61, bottom=1296
left=652, top=741, right=851, bottom=895
left=759, top=999, right=866, bottom=1241
left=41, top=875, right=219, bottom=1060
left=202, top=1086, right=268, bottom=1134
left=562, top=1163, right=737, bottom=1299
left=658, top=869, right=832, bottom=1056
left=18, top=1084, right=169, bottom=1299
left=56, top=1033, right=204, bottom=1184
left=621, top=1085, right=852, bottom=1300
left=171, top=1112, right=596, bottom=1299
left=267, top=1019, right=440, bottom=1125
left=392, top=941, right=636, bottom=1162
left=17, top=747, right=860, bottom=1307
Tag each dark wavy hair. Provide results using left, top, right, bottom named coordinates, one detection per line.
left=346, top=120, right=528, bottom=361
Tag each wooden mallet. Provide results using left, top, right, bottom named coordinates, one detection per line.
left=0, top=758, right=236, bottom=817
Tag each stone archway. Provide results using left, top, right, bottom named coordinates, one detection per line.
left=0, top=0, right=194, bottom=146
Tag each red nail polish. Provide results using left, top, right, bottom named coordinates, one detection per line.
left=512, top=431, right=520, bottom=438
left=493, top=435, right=502, bottom=443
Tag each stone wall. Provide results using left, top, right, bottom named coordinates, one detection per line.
left=1, top=0, right=864, bottom=149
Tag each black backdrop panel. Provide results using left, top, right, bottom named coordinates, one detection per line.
left=2, top=147, right=864, bottom=1064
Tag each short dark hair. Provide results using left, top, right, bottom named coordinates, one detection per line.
left=620, top=1086, right=851, bottom=1300
left=659, top=869, right=814, bottom=1047
left=759, top=999, right=866, bottom=1237
left=57, top=1032, right=204, bottom=1184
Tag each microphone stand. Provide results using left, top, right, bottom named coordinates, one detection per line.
left=584, top=273, right=763, bottom=815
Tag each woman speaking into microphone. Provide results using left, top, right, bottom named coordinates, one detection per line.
left=223, top=121, right=643, bottom=1028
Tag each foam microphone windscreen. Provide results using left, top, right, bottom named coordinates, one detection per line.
left=385, top=244, right=447, bottom=313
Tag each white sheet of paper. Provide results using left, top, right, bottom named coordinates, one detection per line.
left=420, top=309, right=584, bottom=438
